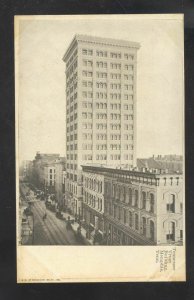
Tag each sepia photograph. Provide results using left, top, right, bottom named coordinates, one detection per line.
left=15, top=14, right=185, bottom=282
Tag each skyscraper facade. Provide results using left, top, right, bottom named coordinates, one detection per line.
left=63, top=35, right=140, bottom=216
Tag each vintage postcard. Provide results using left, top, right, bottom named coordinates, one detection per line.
left=15, top=14, right=185, bottom=282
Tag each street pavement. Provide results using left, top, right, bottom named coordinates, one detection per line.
left=31, top=200, right=81, bottom=245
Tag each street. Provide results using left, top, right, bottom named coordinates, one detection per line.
left=31, top=200, right=80, bottom=245
left=20, top=182, right=85, bottom=245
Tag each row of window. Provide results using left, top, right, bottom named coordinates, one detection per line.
left=84, top=177, right=103, bottom=192
left=82, top=144, right=93, bottom=150
left=82, top=67, right=133, bottom=77
left=107, top=205, right=154, bottom=238
left=81, top=133, right=133, bottom=140
left=66, top=61, right=77, bottom=77
left=97, top=61, right=107, bottom=68
left=67, top=134, right=77, bottom=141
left=67, top=105, right=78, bottom=115
left=95, top=83, right=134, bottom=90
left=106, top=191, right=181, bottom=215
left=67, top=143, right=134, bottom=151
left=81, top=94, right=134, bottom=101
left=66, top=91, right=77, bottom=101
left=105, top=184, right=155, bottom=212
left=82, top=112, right=134, bottom=120
left=66, top=154, right=77, bottom=160
left=82, top=49, right=134, bottom=60
left=67, top=115, right=74, bottom=124
left=66, top=173, right=78, bottom=181
left=81, top=123, right=133, bottom=130
left=66, top=72, right=77, bottom=86
left=66, top=144, right=77, bottom=150
left=110, top=155, right=121, bottom=160
left=66, top=82, right=77, bottom=91
left=82, top=81, right=93, bottom=87
left=82, top=87, right=134, bottom=98
left=96, top=123, right=107, bottom=129
left=96, top=155, right=107, bottom=160
left=81, top=154, right=133, bottom=161
left=66, top=49, right=78, bottom=68
left=67, top=113, right=133, bottom=123
left=97, top=134, right=107, bottom=140
left=66, top=164, right=77, bottom=170
left=67, top=124, right=77, bottom=132
left=96, top=144, right=107, bottom=150
left=79, top=143, right=133, bottom=150
left=84, top=192, right=103, bottom=211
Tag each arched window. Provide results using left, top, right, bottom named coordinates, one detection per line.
left=86, top=192, right=88, bottom=204
left=118, top=206, right=121, bottom=220
left=123, top=186, right=126, bottom=202
left=135, top=214, right=139, bottom=230
left=142, top=217, right=146, bottom=235
left=123, top=209, right=126, bottom=224
left=100, top=182, right=102, bottom=193
left=150, top=220, right=155, bottom=241
left=166, top=221, right=175, bottom=241
left=129, top=211, right=132, bottom=227
left=112, top=184, right=116, bottom=198
left=134, top=190, right=138, bottom=207
left=94, top=179, right=96, bottom=190
left=99, top=199, right=102, bottom=211
left=116, top=185, right=119, bottom=200
left=92, top=179, right=94, bottom=190
left=150, top=193, right=155, bottom=213
left=114, top=205, right=117, bottom=218
left=109, top=202, right=112, bottom=215
left=142, top=191, right=146, bottom=209
left=128, top=188, right=132, bottom=206
left=167, top=194, right=175, bottom=213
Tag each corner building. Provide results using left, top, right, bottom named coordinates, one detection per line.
left=63, top=35, right=140, bottom=216
left=82, top=165, right=183, bottom=245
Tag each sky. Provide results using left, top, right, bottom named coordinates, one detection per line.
left=16, top=15, right=184, bottom=161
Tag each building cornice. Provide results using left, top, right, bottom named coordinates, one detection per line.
left=63, top=34, right=140, bottom=62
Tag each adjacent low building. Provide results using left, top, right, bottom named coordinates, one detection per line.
left=82, top=165, right=183, bottom=245
left=137, top=155, right=183, bottom=174
left=21, top=153, right=66, bottom=209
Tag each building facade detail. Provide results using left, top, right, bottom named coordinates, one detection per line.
left=63, top=34, right=140, bottom=216
left=82, top=165, right=183, bottom=245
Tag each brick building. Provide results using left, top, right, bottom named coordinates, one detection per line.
left=82, top=165, right=183, bottom=245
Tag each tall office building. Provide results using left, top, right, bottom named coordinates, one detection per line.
left=63, top=35, right=140, bottom=216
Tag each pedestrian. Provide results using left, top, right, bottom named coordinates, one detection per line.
left=43, top=212, right=47, bottom=221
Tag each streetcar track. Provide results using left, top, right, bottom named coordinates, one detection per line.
left=37, top=202, right=73, bottom=245
left=21, top=183, right=79, bottom=245
left=34, top=205, right=62, bottom=245
left=32, top=202, right=61, bottom=245
left=32, top=203, right=57, bottom=245
left=34, top=202, right=72, bottom=245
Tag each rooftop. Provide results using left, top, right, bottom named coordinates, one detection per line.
left=63, top=34, right=140, bottom=61
left=82, top=164, right=182, bottom=178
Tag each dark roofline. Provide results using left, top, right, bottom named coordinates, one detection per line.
left=81, top=165, right=183, bottom=177
left=81, top=165, right=158, bottom=178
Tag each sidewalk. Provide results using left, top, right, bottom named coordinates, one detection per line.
left=61, top=211, right=93, bottom=245
left=21, top=214, right=34, bottom=245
